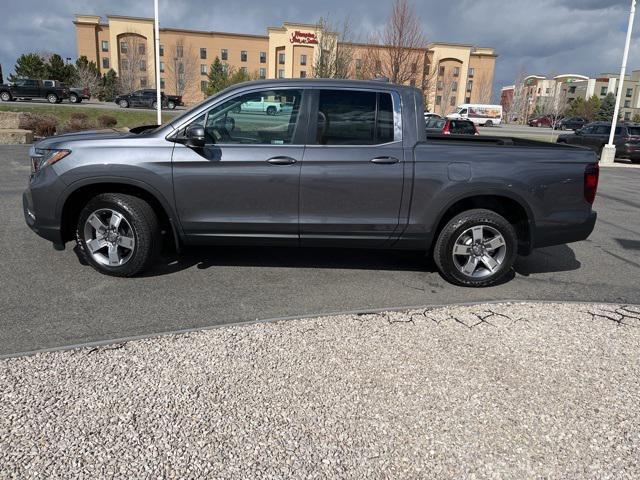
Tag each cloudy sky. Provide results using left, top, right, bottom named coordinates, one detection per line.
left=1, top=0, right=638, bottom=99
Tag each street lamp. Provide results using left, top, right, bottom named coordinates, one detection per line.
left=601, top=0, right=637, bottom=164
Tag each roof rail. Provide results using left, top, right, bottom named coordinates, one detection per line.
left=372, top=76, right=390, bottom=82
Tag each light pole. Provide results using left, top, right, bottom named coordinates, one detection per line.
left=601, top=0, right=636, bottom=164
left=153, top=0, right=162, bottom=125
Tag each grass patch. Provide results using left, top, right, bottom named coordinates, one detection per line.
left=0, top=104, right=178, bottom=129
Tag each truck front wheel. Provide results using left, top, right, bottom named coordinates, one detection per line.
left=433, top=209, right=517, bottom=287
left=0, top=92, right=11, bottom=102
left=47, top=93, right=58, bottom=104
left=75, top=193, right=160, bottom=277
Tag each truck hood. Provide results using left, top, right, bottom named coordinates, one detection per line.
left=34, top=128, right=136, bottom=149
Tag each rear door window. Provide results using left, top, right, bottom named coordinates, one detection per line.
left=626, top=127, right=640, bottom=136
left=316, top=90, right=395, bottom=145
left=450, top=120, right=476, bottom=134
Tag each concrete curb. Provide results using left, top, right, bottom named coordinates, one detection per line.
left=2, top=299, right=637, bottom=360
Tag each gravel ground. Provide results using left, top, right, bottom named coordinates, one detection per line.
left=1, top=302, right=640, bottom=479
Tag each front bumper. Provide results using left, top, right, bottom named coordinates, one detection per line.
left=23, top=163, right=68, bottom=246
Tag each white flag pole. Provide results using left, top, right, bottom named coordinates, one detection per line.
left=154, top=0, right=162, bottom=125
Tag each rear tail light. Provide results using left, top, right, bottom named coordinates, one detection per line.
left=474, top=123, right=480, bottom=136
left=442, top=121, right=451, bottom=135
left=584, top=163, right=599, bottom=204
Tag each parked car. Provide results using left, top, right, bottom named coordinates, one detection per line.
left=425, top=117, right=479, bottom=135
left=0, top=78, right=69, bottom=104
left=43, top=80, right=90, bottom=104
left=424, top=112, right=442, bottom=121
left=447, top=104, right=503, bottom=127
left=23, top=79, right=598, bottom=287
left=115, top=89, right=182, bottom=109
left=557, top=122, right=640, bottom=163
left=234, top=96, right=283, bottom=115
left=557, top=116, right=587, bottom=131
left=527, top=115, right=555, bottom=128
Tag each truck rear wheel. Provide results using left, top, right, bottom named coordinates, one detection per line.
left=0, top=92, right=11, bottom=102
left=266, top=106, right=277, bottom=116
left=484, top=120, right=493, bottom=127
left=433, top=209, right=517, bottom=287
left=75, top=193, right=160, bottom=277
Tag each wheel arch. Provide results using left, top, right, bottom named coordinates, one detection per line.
left=57, top=178, right=183, bottom=251
left=432, top=192, right=534, bottom=255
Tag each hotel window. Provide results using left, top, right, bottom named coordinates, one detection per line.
left=241, top=51, right=247, bottom=62
left=600, top=86, right=608, bottom=96
left=465, top=96, right=471, bottom=103
left=437, top=80, right=443, bottom=90
left=450, top=96, right=456, bottom=106
left=201, top=80, right=208, bottom=92
left=102, top=57, right=109, bottom=69
left=159, top=44, right=164, bottom=56
left=453, top=67, right=460, bottom=77
left=300, top=71, right=306, bottom=78
left=452, top=81, right=458, bottom=92
left=259, top=67, right=266, bottom=79
left=411, top=63, right=417, bottom=73
left=435, top=95, right=442, bottom=106
left=260, top=51, right=267, bottom=63
left=101, top=41, right=109, bottom=52
left=139, top=59, right=146, bottom=72
left=160, top=78, right=165, bottom=89
left=176, top=45, right=184, bottom=58
left=627, top=88, right=633, bottom=97
left=178, top=62, right=184, bottom=74
left=356, top=59, right=362, bottom=70
left=438, top=66, right=445, bottom=76
left=625, top=111, right=631, bottom=120
left=300, top=54, right=307, bottom=66
left=221, top=49, right=228, bottom=61
left=569, top=86, right=576, bottom=94
left=121, top=59, right=129, bottom=71
left=200, top=64, right=207, bottom=75
left=160, top=61, right=165, bottom=73
left=200, top=48, right=207, bottom=59
left=625, top=100, right=631, bottom=108
left=546, top=88, right=550, bottom=94
left=138, top=43, right=145, bottom=55
left=467, top=80, right=473, bottom=92
left=279, top=53, right=285, bottom=65
left=425, top=64, right=431, bottom=74
left=278, top=69, right=285, bottom=79
left=120, top=41, right=128, bottom=54
left=140, top=77, right=147, bottom=87
left=468, top=68, right=475, bottom=78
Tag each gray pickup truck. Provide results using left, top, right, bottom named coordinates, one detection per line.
left=23, top=79, right=598, bottom=287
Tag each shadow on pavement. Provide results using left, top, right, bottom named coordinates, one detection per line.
left=514, top=244, right=580, bottom=276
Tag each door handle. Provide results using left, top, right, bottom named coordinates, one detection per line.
left=267, top=156, right=297, bottom=165
left=370, top=156, right=400, bottom=164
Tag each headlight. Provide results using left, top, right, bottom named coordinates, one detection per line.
left=31, top=149, right=71, bottom=173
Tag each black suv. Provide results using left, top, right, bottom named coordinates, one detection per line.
left=557, top=122, right=640, bottom=163
left=557, top=116, right=587, bottom=131
left=115, top=89, right=182, bottom=109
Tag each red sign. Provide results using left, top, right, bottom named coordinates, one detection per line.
left=290, top=31, right=318, bottom=45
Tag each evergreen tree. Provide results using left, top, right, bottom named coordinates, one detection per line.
left=11, top=53, right=47, bottom=80
left=585, top=95, right=601, bottom=121
left=597, top=93, right=616, bottom=121
left=205, top=57, right=229, bottom=95
left=98, top=69, right=118, bottom=101
left=75, top=56, right=99, bottom=77
left=45, top=54, right=77, bottom=84
left=633, top=113, right=640, bottom=123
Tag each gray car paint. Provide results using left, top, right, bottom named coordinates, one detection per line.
left=23, top=79, right=598, bottom=255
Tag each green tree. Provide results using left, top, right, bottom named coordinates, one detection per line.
left=11, top=53, right=47, bottom=80
left=98, top=69, right=118, bottom=101
left=632, top=113, right=640, bottom=123
left=205, top=57, right=229, bottom=96
left=585, top=95, right=601, bottom=121
left=597, top=93, right=616, bottom=121
left=45, top=54, right=76, bottom=84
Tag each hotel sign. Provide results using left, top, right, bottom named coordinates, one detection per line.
left=290, top=31, right=318, bottom=45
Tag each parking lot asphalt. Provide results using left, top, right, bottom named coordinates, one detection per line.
left=1, top=145, right=639, bottom=356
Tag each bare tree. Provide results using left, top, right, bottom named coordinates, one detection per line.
left=361, top=0, right=427, bottom=84
left=474, top=72, right=493, bottom=104
left=435, top=69, right=458, bottom=116
left=75, top=63, right=100, bottom=96
left=506, top=70, right=528, bottom=124
left=313, top=16, right=356, bottom=79
left=117, top=33, right=147, bottom=94
left=538, top=82, right=568, bottom=134
left=164, top=37, right=200, bottom=98
left=420, top=53, right=440, bottom=112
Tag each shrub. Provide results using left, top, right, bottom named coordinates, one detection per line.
left=69, top=112, right=89, bottom=122
left=61, top=116, right=96, bottom=133
left=19, top=113, right=59, bottom=137
left=97, top=114, right=117, bottom=128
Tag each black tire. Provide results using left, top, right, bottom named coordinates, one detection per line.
left=69, top=93, right=79, bottom=103
left=47, top=93, right=58, bottom=104
left=0, top=91, right=11, bottom=102
left=119, top=99, right=129, bottom=108
left=433, top=209, right=518, bottom=287
left=266, top=106, right=277, bottom=116
left=485, top=120, right=493, bottom=127
left=168, top=101, right=175, bottom=110
left=152, top=101, right=158, bottom=109
left=75, top=193, right=160, bottom=277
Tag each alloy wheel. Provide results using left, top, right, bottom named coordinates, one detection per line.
left=452, top=225, right=507, bottom=279
left=83, top=208, right=136, bottom=267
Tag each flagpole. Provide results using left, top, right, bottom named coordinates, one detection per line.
left=602, top=0, right=636, bottom=164
left=154, top=0, right=162, bottom=125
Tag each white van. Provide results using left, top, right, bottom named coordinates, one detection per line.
left=447, top=104, right=503, bottom=127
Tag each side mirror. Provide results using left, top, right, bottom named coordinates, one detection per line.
left=185, top=124, right=206, bottom=147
